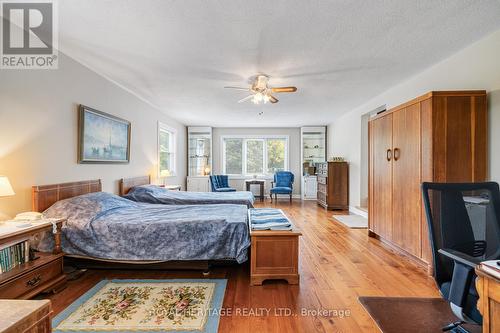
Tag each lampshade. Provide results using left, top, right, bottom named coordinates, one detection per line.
left=0, top=176, right=15, bottom=197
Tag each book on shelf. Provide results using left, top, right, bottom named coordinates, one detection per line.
left=0, top=239, right=30, bottom=274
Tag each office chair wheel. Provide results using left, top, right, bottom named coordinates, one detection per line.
left=442, top=321, right=469, bottom=333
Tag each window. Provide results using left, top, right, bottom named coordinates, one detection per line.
left=158, top=123, right=176, bottom=177
left=224, top=138, right=243, bottom=175
left=246, top=140, right=264, bottom=174
left=267, top=139, right=286, bottom=173
left=222, top=136, right=288, bottom=176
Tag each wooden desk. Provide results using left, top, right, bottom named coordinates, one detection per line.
left=0, top=219, right=67, bottom=299
left=0, top=299, right=51, bottom=333
left=476, top=264, right=500, bottom=333
left=245, top=179, right=265, bottom=202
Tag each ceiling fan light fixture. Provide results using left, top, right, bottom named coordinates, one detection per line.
left=253, top=92, right=265, bottom=104
left=225, top=74, right=297, bottom=105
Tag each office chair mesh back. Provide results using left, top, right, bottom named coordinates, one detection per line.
left=423, top=182, right=500, bottom=325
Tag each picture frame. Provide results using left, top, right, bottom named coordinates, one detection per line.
left=78, top=105, right=131, bottom=164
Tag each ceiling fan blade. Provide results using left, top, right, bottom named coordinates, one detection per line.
left=224, top=86, right=250, bottom=91
left=237, top=95, right=255, bottom=103
left=271, top=86, right=297, bottom=93
left=269, top=95, right=279, bottom=103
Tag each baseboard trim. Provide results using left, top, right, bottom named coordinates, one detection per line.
left=349, top=206, right=368, bottom=218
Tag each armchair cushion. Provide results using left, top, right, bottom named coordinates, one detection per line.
left=214, top=187, right=237, bottom=192
left=270, top=186, right=293, bottom=194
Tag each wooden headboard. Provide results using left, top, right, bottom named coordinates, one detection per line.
left=32, top=179, right=102, bottom=212
left=119, top=176, right=151, bottom=196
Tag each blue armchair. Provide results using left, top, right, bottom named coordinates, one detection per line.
left=270, top=171, right=294, bottom=202
left=209, top=175, right=236, bottom=192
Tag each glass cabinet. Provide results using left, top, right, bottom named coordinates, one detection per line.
left=301, top=126, right=327, bottom=200
left=301, top=127, right=326, bottom=175
left=188, top=127, right=212, bottom=177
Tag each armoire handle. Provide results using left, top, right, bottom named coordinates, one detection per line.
left=386, top=149, right=392, bottom=161
left=394, top=148, right=400, bottom=161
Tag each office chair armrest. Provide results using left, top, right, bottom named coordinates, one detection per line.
left=438, top=249, right=481, bottom=269
left=439, top=248, right=481, bottom=312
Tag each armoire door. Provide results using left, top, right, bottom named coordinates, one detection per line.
left=369, top=114, right=393, bottom=239
left=392, top=104, right=421, bottom=257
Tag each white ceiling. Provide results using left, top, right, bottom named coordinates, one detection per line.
left=58, top=0, right=500, bottom=127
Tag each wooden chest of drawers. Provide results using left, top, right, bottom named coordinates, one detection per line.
left=317, top=162, right=349, bottom=210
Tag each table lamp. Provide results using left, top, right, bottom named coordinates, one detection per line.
left=0, top=176, right=15, bottom=222
left=204, top=166, right=211, bottom=176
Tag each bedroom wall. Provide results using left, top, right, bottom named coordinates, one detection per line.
left=327, top=28, right=500, bottom=209
left=0, top=53, right=187, bottom=218
left=212, top=127, right=302, bottom=195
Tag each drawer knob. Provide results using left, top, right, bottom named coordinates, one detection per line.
left=26, top=275, right=42, bottom=287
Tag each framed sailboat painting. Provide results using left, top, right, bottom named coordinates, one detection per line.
left=78, top=105, right=131, bottom=164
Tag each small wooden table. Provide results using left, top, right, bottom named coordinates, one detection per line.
left=245, top=179, right=265, bottom=202
left=0, top=219, right=67, bottom=299
left=250, top=228, right=301, bottom=286
left=476, top=264, right=500, bottom=333
left=0, top=299, right=51, bottom=333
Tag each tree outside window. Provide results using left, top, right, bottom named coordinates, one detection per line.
left=223, top=137, right=287, bottom=176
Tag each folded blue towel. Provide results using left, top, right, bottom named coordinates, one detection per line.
left=250, top=217, right=290, bottom=224
left=251, top=212, right=283, bottom=217
left=250, top=210, right=283, bottom=216
left=252, top=223, right=292, bottom=231
left=249, top=208, right=293, bottom=230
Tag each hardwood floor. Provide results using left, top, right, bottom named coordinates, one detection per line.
left=45, top=200, right=438, bottom=332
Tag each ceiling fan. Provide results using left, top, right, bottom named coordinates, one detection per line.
left=224, top=74, right=297, bottom=104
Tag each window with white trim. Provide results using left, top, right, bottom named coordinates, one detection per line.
left=222, top=136, right=288, bottom=176
left=158, top=123, right=176, bottom=177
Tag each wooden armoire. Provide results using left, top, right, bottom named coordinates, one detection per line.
left=368, top=91, right=487, bottom=271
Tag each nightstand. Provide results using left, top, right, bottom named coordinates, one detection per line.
left=0, top=219, right=67, bottom=299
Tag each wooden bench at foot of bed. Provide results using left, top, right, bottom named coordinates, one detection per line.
left=250, top=229, right=301, bottom=286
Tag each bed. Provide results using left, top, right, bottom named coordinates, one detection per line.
left=120, top=176, right=255, bottom=208
left=32, top=180, right=251, bottom=267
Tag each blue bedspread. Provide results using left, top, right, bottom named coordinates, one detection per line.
left=124, top=185, right=255, bottom=208
left=35, top=192, right=250, bottom=263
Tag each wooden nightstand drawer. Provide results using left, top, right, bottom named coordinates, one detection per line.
left=0, top=257, right=64, bottom=299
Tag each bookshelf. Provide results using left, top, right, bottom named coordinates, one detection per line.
left=300, top=126, right=327, bottom=200
left=0, top=219, right=67, bottom=299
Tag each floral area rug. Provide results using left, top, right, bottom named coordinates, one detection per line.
left=53, top=279, right=227, bottom=333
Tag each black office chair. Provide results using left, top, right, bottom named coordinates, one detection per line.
left=422, top=182, right=500, bottom=333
